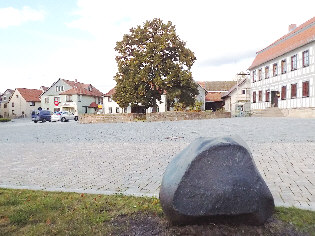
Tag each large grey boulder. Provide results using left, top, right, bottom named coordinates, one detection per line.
left=159, top=136, right=274, bottom=225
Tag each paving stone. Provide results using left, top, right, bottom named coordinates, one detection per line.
left=0, top=117, right=314, bottom=211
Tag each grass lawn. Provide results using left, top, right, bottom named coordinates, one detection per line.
left=0, top=188, right=314, bottom=235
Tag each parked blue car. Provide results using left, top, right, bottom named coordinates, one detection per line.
left=32, top=110, right=52, bottom=123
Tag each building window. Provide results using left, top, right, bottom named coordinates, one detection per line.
left=303, top=50, right=309, bottom=67
left=265, top=66, right=269, bottom=79
left=291, top=83, right=297, bottom=98
left=265, top=90, right=270, bottom=102
left=109, top=107, right=112, bottom=113
left=108, top=97, right=112, bottom=102
left=258, top=91, right=262, bottom=102
left=116, top=107, right=119, bottom=113
left=281, top=86, right=286, bottom=100
left=252, top=70, right=256, bottom=82
left=78, top=95, right=82, bottom=102
left=124, top=107, right=127, bottom=113
left=12, top=102, right=14, bottom=107
left=30, top=102, right=35, bottom=106
left=66, top=95, right=72, bottom=102
left=4, top=104, right=7, bottom=108
left=253, top=91, right=256, bottom=103
left=98, top=97, right=103, bottom=104
left=273, top=63, right=278, bottom=76
left=54, top=97, right=60, bottom=102
left=12, top=110, right=14, bottom=115
left=45, top=97, right=49, bottom=103
left=281, top=59, right=287, bottom=74
left=291, top=54, right=297, bottom=71
left=258, top=69, right=262, bottom=81
left=61, top=86, right=64, bottom=91
left=56, top=86, right=59, bottom=92
left=3, top=96, right=6, bottom=101
left=242, top=89, right=246, bottom=94
left=16, top=95, right=18, bottom=98
left=302, top=81, right=309, bottom=97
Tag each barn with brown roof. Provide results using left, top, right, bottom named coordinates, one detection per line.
left=249, top=16, right=315, bottom=117
left=197, top=81, right=236, bottom=111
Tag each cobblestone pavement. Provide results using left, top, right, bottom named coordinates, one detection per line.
left=0, top=117, right=314, bottom=211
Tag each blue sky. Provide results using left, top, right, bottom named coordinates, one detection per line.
left=1, top=0, right=315, bottom=93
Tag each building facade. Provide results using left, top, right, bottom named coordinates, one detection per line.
left=103, top=82, right=206, bottom=114
left=0, top=89, right=14, bottom=118
left=198, top=81, right=236, bottom=111
left=41, top=78, right=104, bottom=114
left=7, top=88, right=42, bottom=118
left=222, top=75, right=251, bottom=117
left=249, top=17, right=315, bottom=116
left=103, top=88, right=168, bottom=114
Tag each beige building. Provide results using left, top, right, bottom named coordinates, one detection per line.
left=7, top=88, right=42, bottom=118
left=222, top=75, right=251, bottom=117
left=0, top=89, right=14, bottom=118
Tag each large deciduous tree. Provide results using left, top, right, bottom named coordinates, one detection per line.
left=113, top=18, right=198, bottom=112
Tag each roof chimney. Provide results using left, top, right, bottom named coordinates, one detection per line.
left=289, top=24, right=296, bottom=32
left=75, top=79, right=77, bottom=83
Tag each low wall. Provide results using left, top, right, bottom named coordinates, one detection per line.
left=79, top=111, right=231, bottom=124
left=146, top=111, right=231, bottom=122
left=80, top=113, right=146, bottom=124
left=280, top=108, right=315, bottom=118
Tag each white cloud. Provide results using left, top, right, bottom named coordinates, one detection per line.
left=0, top=6, right=45, bottom=28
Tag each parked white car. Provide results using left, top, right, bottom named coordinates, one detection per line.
left=60, top=111, right=79, bottom=122
left=51, top=111, right=78, bottom=122
left=51, top=112, right=62, bottom=122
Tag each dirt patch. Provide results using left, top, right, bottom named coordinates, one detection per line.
left=111, top=212, right=309, bottom=236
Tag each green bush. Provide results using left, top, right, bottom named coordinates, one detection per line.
left=0, top=118, right=11, bottom=122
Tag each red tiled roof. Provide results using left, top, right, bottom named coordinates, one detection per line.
left=104, top=87, right=116, bottom=97
left=60, top=79, right=103, bottom=97
left=89, top=102, right=98, bottom=108
left=249, top=16, right=315, bottom=70
left=205, top=92, right=224, bottom=102
left=17, top=88, right=42, bottom=102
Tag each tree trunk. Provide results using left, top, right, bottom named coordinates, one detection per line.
left=152, top=98, right=157, bottom=113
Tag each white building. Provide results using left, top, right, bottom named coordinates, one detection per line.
left=103, top=82, right=206, bottom=114
left=103, top=88, right=167, bottom=114
left=249, top=17, right=315, bottom=117
left=41, top=78, right=104, bottom=114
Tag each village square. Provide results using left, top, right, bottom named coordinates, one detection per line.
left=0, top=3, right=314, bottom=234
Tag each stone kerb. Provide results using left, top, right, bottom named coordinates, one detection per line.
left=79, top=111, right=231, bottom=123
